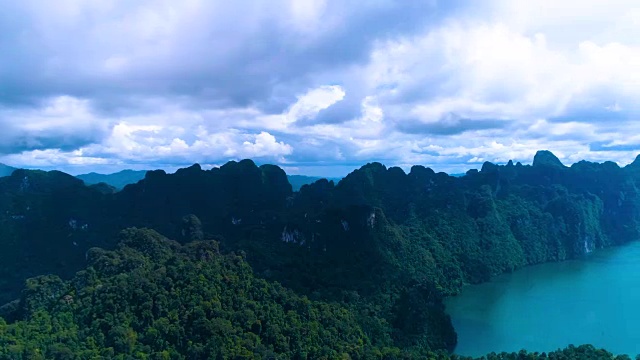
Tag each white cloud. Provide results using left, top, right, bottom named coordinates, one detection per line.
left=3, top=1, right=640, bottom=176
left=526, top=119, right=595, bottom=138
left=93, top=122, right=293, bottom=163
left=4, top=96, right=97, bottom=131
left=240, top=131, right=293, bottom=159
left=367, top=23, right=583, bottom=123
left=287, top=0, right=328, bottom=35
left=285, top=85, right=346, bottom=123
left=0, top=96, right=109, bottom=152
left=486, top=0, right=640, bottom=45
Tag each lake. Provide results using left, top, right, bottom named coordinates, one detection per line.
left=445, top=241, right=640, bottom=357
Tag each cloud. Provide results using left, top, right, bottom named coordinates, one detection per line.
left=2, top=0, right=640, bottom=176
left=88, top=123, right=293, bottom=164
left=394, top=113, right=509, bottom=135
left=285, top=85, right=346, bottom=124
left=0, top=0, right=444, bottom=111
left=0, top=96, right=110, bottom=153
left=367, top=23, right=577, bottom=122
left=240, top=132, right=293, bottom=159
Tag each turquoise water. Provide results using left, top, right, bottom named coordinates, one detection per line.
left=445, top=241, right=640, bottom=357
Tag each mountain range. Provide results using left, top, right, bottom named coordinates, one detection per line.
left=1, top=151, right=639, bottom=358
left=0, top=163, right=16, bottom=177
left=76, top=169, right=149, bottom=190
left=75, top=170, right=341, bottom=192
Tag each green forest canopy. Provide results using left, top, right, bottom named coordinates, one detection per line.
left=2, top=151, right=640, bottom=358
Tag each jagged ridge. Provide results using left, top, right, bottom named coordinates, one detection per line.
left=2, top=151, right=640, bottom=354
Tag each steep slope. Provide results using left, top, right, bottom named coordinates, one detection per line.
left=0, top=161, right=294, bottom=304
left=0, top=228, right=389, bottom=359
left=75, top=170, right=336, bottom=192
left=2, top=152, right=640, bottom=354
left=111, top=161, right=293, bottom=240
left=0, top=170, right=115, bottom=304
left=1, top=229, right=630, bottom=359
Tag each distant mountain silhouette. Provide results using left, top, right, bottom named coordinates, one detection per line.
left=76, top=170, right=339, bottom=192
left=76, top=169, right=148, bottom=190
left=0, top=163, right=16, bottom=177
left=287, top=174, right=342, bottom=191
left=533, top=149, right=565, bottom=168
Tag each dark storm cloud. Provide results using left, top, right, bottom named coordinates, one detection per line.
left=395, top=114, right=508, bottom=135
left=310, top=87, right=363, bottom=124
left=0, top=129, right=104, bottom=153
left=0, top=96, right=111, bottom=154
left=0, top=0, right=452, bottom=114
left=0, top=120, right=108, bottom=154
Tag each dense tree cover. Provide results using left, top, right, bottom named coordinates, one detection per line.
left=73, top=171, right=336, bottom=193
left=472, top=345, right=637, bottom=360
left=0, top=170, right=116, bottom=305
left=0, top=229, right=635, bottom=359
left=3, top=151, right=640, bottom=356
left=0, top=228, right=438, bottom=359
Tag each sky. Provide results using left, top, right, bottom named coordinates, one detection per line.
left=1, top=0, right=640, bottom=176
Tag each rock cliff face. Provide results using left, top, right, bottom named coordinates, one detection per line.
left=2, top=151, right=640, bottom=353
left=532, top=150, right=565, bottom=168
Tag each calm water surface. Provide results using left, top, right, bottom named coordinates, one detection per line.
left=445, top=241, right=640, bottom=357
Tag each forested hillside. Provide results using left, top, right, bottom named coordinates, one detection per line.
left=74, top=171, right=338, bottom=192
left=0, top=229, right=634, bottom=359
left=2, top=151, right=640, bottom=357
left=0, top=228, right=385, bottom=359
